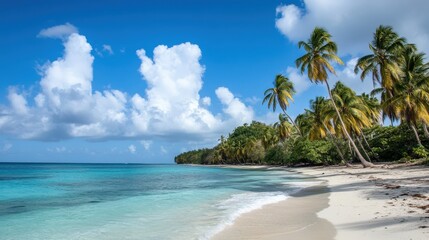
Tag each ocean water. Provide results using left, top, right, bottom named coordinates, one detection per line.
left=0, top=163, right=310, bottom=240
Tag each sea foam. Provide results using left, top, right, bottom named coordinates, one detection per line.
left=200, top=191, right=289, bottom=239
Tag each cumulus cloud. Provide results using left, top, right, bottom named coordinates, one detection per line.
left=275, top=0, right=429, bottom=55
left=8, top=87, right=29, bottom=115
left=0, top=25, right=254, bottom=142
left=201, top=97, right=211, bottom=106
left=131, top=43, right=252, bottom=138
left=38, top=23, right=78, bottom=39
left=215, top=87, right=254, bottom=124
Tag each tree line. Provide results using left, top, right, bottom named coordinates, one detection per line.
left=175, top=26, right=429, bottom=167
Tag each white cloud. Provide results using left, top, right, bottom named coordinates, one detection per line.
left=286, top=67, right=311, bottom=95
left=128, top=144, right=136, bottom=154
left=102, top=44, right=114, bottom=55
left=335, top=58, right=375, bottom=94
left=0, top=26, right=254, bottom=142
left=132, top=43, right=220, bottom=136
left=38, top=23, right=78, bottom=39
left=7, top=87, right=29, bottom=115
left=275, top=0, right=429, bottom=56
left=215, top=87, right=254, bottom=124
left=201, top=96, right=211, bottom=106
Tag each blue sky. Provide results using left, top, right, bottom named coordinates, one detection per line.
left=1, top=0, right=428, bottom=163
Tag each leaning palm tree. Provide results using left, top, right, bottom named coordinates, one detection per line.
left=358, top=93, right=381, bottom=152
left=359, top=93, right=381, bottom=126
left=329, top=82, right=373, bottom=136
left=296, top=27, right=374, bottom=167
left=263, top=74, right=302, bottom=135
left=354, top=25, right=406, bottom=91
left=296, top=96, right=347, bottom=163
left=329, top=82, right=374, bottom=162
left=386, top=46, right=429, bottom=146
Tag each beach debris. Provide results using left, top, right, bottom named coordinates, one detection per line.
left=411, top=194, right=427, bottom=199
left=383, top=184, right=401, bottom=189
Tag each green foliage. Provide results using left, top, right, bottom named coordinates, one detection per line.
left=287, top=137, right=339, bottom=166
left=264, top=144, right=288, bottom=165
left=412, top=145, right=429, bottom=158
left=175, top=25, right=429, bottom=167
left=174, top=148, right=214, bottom=164
left=365, top=124, right=429, bottom=162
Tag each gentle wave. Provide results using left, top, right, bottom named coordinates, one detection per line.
left=200, top=191, right=289, bottom=240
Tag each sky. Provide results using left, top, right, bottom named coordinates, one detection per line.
left=1, top=0, right=428, bottom=163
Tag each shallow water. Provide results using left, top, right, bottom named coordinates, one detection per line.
left=0, top=163, right=309, bottom=240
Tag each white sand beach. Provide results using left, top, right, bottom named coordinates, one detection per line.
left=213, top=165, right=429, bottom=240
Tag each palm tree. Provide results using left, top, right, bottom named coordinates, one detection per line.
left=273, top=113, right=293, bottom=141
left=358, top=93, right=381, bottom=152
left=296, top=97, right=330, bottom=140
left=329, top=82, right=374, bottom=162
left=262, top=128, right=278, bottom=149
left=329, top=82, right=373, bottom=136
left=263, top=74, right=302, bottom=136
left=296, top=27, right=374, bottom=167
left=354, top=25, right=406, bottom=91
left=359, top=93, right=381, bottom=125
left=296, top=96, right=347, bottom=163
left=371, top=86, right=398, bottom=125
left=386, top=45, right=429, bottom=146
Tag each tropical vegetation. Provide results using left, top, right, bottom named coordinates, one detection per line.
left=175, top=25, right=429, bottom=167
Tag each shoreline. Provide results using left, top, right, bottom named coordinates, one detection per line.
left=210, top=164, right=429, bottom=240
left=211, top=182, right=336, bottom=240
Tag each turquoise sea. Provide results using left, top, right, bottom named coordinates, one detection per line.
left=0, top=163, right=310, bottom=240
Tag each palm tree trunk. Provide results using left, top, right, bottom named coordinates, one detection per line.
left=323, top=123, right=346, bottom=164
left=423, top=124, right=429, bottom=138
left=282, top=110, right=302, bottom=136
left=325, top=82, right=374, bottom=167
left=411, top=124, right=422, bottom=146
left=356, top=135, right=371, bottom=162
left=361, top=131, right=372, bottom=150
left=360, top=130, right=377, bottom=160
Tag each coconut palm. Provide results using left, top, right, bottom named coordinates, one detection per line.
left=296, top=27, right=374, bottom=167
left=354, top=25, right=406, bottom=91
left=371, top=86, right=399, bottom=125
left=386, top=46, right=429, bottom=146
left=358, top=93, right=381, bottom=152
left=273, top=114, right=293, bottom=141
left=328, top=83, right=373, bottom=136
left=359, top=93, right=381, bottom=125
left=262, top=128, right=278, bottom=149
left=328, top=82, right=375, bottom=162
left=263, top=74, right=302, bottom=135
left=296, top=97, right=330, bottom=140
left=296, top=96, right=347, bottom=163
